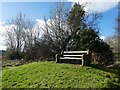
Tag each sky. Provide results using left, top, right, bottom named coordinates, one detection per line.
left=0, top=0, right=119, bottom=50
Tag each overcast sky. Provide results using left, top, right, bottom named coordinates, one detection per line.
left=0, top=0, right=119, bottom=50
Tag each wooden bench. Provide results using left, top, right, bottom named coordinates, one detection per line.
left=56, top=50, right=89, bottom=66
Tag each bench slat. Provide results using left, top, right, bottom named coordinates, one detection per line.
left=63, top=51, right=88, bottom=54
left=63, top=55, right=83, bottom=57
left=60, top=57, right=82, bottom=60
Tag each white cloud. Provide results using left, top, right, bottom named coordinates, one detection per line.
left=34, top=19, right=52, bottom=35
left=0, top=22, right=7, bottom=50
left=0, top=22, right=20, bottom=50
left=35, top=19, right=45, bottom=29
left=0, top=19, right=46, bottom=50
left=33, top=19, right=46, bottom=37
left=68, top=0, right=118, bottom=13
left=0, top=22, right=6, bottom=35
left=100, top=36, right=105, bottom=40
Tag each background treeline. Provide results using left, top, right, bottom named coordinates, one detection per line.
left=5, top=2, right=115, bottom=66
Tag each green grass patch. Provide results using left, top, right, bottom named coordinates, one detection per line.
left=2, top=61, right=120, bottom=88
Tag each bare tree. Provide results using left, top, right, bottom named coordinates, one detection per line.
left=41, top=2, right=69, bottom=56
left=5, top=12, right=34, bottom=60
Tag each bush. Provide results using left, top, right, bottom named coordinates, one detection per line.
left=83, top=54, right=91, bottom=66
left=6, top=49, right=24, bottom=60
left=91, top=41, right=114, bottom=66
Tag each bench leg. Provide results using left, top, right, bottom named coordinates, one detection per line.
left=81, top=59, right=84, bottom=66
left=81, top=55, right=84, bottom=66
left=56, top=54, right=59, bottom=63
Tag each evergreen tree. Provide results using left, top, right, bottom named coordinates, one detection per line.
left=66, top=3, right=114, bottom=65
left=67, top=3, right=99, bottom=51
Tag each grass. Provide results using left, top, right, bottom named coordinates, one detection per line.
left=2, top=61, right=120, bottom=88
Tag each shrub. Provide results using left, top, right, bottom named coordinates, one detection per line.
left=91, top=41, right=114, bottom=66
left=6, top=49, right=24, bottom=60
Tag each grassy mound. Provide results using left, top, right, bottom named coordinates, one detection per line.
left=2, top=61, right=120, bottom=88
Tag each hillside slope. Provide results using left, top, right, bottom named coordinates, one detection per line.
left=2, top=61, right=120, bottom=88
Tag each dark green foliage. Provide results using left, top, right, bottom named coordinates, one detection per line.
left=91, top=41, right=114, bottom=66
left=83, top=54, right=91, bottom=66
left=76, top=29, right=99, bottom=51
left=67, top=3, right=86, bottom=51
left=67, top=3, right=85, bottom=31
left=6, top=48, right=24, bottom=60
left=66, top=3, right=99, bottom=51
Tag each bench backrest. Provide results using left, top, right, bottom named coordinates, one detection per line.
left=62, top=50, right=89, bottom=55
